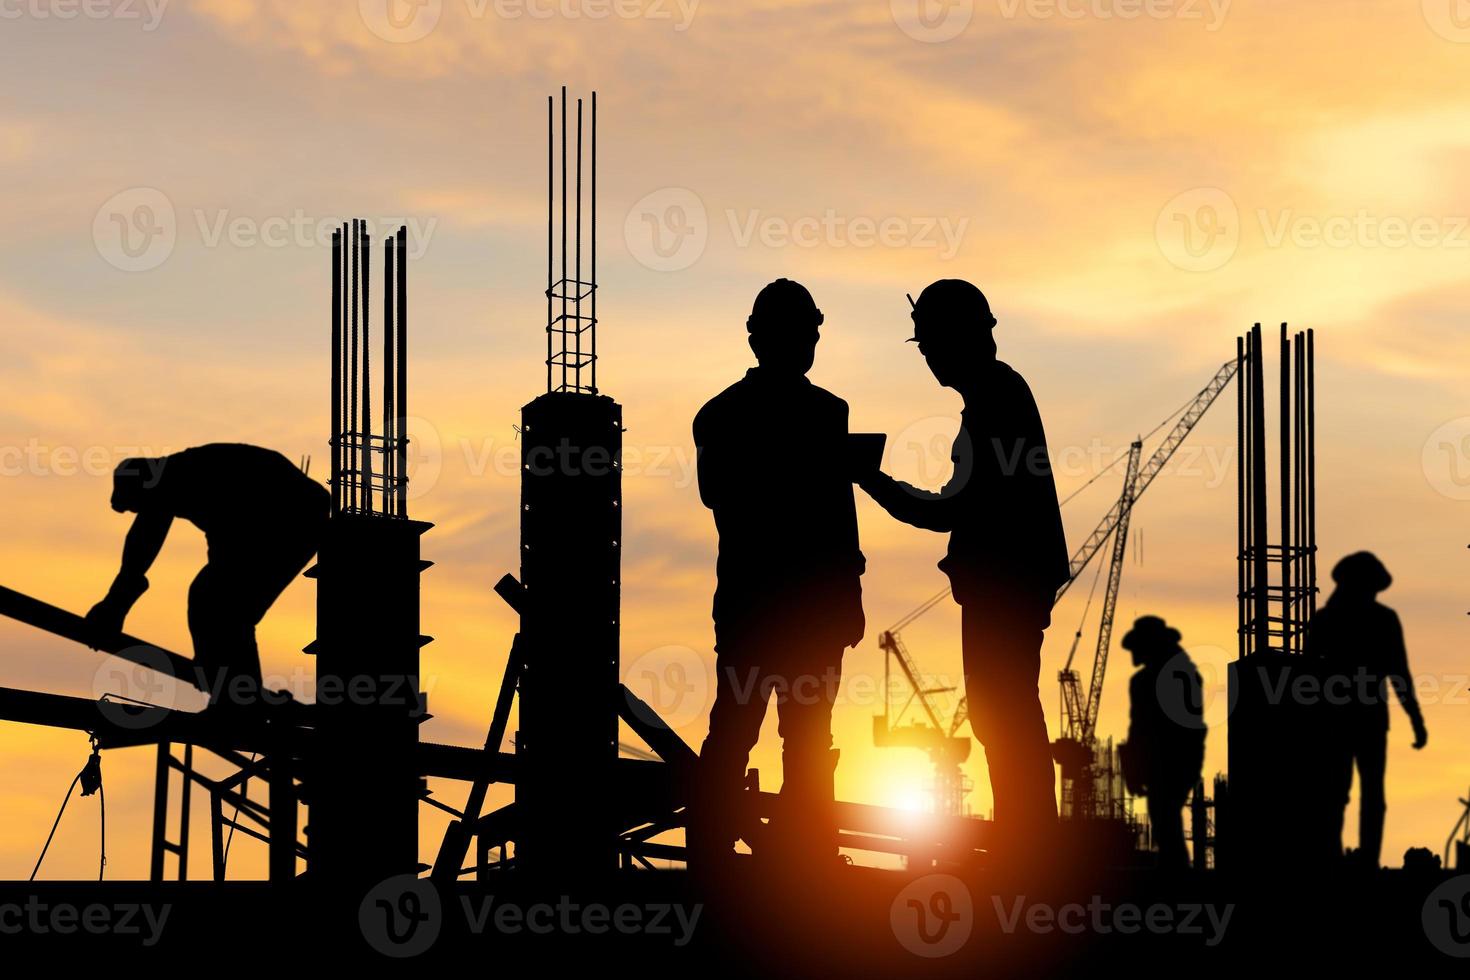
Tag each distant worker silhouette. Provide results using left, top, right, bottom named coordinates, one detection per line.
left=691, top=279, right=865, bottom=868
left=857, top=280, right=1068, bottom=862
left=1304, top=552, right=1427, bottom=869
left=1120, top=616, right=1205, bottom=871
left=84, top=444, right=330, bottom=712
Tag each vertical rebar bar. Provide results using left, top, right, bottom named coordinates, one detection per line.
left=1250, top=323, right=1269, bottom=658
left=397, top=225, right=408, bottom=517
left=1279, top=323, right=1290, bottom=653
left=1306, top=328, right=1316, bottom=617
left=547, top=95, right=553, bottom=395
left=384, top=233, right=395, bottom=518
left=1236, top=334, right=1245, bottom=660
left=560, top=86, right=568, bottom=394
left=331, top=227, right=342, bottom=517
left=591, top=90, right=597, bottom=395
left=350, top=220, right=360, bottom=513
left=1295, top=330, right=1306, bottom=650
left=363, top=229, right=373, bottom=515
left=575, top=97, right=583, bottom=393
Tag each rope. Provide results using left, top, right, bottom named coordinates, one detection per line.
left=29, top=772, right=81, bottom=881
left=30, top=738, right=105, bottom=882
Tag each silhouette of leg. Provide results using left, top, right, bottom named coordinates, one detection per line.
left=694, top=642, right=771, bottom=862
left=1149, top=784, right=1189, bottom=870
left=962, top=600, right=1057, bottom=856
left=772, top=643, right=842, bottom=862
left=189, top=526, right=322, bottom=712
left=187, top=564, right=263, bottom=710
left=1356, top=728, right=1388, bottom=869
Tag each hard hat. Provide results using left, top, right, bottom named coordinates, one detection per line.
left=908, top=279, right=996, bottom=343
left=747, top=278, right=824, bottom=333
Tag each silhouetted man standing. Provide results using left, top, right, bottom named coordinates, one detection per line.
left=692, top=279, right=865, bottom=867
left=1121, top=615, right=1206, bottom=871
left=1305, top=552, right=1427, bottom=869
left=85, top=444, right=330, bottom=711
left=858, top=280, right=1067, bottom=858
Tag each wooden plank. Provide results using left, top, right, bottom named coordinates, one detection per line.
left=0, top=584, right=202, bottom=689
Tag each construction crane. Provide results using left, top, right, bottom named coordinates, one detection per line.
left=1052, top=440, right=1139, bottom=821
left=875, top=358, right=1240, bottom=817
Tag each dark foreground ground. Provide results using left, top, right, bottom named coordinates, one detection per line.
left=3, top=862, right=1468, bottom=972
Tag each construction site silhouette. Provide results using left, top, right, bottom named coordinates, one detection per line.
left=0, top=90, right=1465, bottom=973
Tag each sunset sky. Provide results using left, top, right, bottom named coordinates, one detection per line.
left=1, top=0, right=1468, bottom=878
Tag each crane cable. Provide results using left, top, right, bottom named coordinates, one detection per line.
left=1064, top=550, right=1109, bottom=673
left=30, top=735, right=106, bottom=881
left=1056, top=386, right=1200, bottom=510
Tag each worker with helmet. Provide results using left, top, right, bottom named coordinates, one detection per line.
left=1305, top=551, right=1428, bottom=869
left=857, top=279, right=1068, bottom=864
left=83, top=444, right=330, bottom=713
left=1119, top=615, right=1206, bottom=871
left=691, top=278, right=866, bottom=869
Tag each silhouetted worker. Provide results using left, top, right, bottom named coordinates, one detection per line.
left=691, top=279, right=865, bottom=867
left=857, top=280, right=1067, bottom=860
left=1304, top=552, right=1427, bottom=869
left=1121, top=616, right=1206, bottom=871
left=84, top=444, right=330, bottom=711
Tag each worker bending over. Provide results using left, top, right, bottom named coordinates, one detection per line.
left=85, top=443, right=330, bottom=712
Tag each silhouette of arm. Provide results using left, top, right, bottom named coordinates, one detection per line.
left=84, top=510, right=171, bottom=648
left=692, top=408, right=724, bottom=512
left=858, top=469, right=961, bottom=532
left=1384, top=610, right=1427, bottom=746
